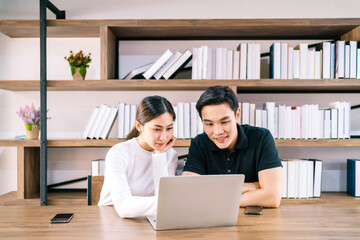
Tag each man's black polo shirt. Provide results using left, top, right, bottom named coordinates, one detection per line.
left=183, top=124, right=282, bottom=182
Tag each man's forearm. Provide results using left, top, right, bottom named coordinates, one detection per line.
left=240, top=188, right=281, bottom=208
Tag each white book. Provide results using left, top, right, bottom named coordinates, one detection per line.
left=274, top=106, right=279, bottom=139
left=241, top=102, right=250, bottom=125
left=247, top=43, right=253, bottom=79
left=154, top=51, right=181, bottom=80
left=239, top=43, right=247, bottom=80
left=329, top=101, right=344, bottom=139
left=281, top=160, right=288, bottom=198
left=330, top=108, right=338, bottom=139
left=324, top=109, right=331, bottom=139
left=349, top=41, right=357, bottom=78
left=344, top=101, right=351, bottom=139
left=184, top=103, right=190, bottom=139
left=261, top=109, right=268, bottom=129
left=117, top=103, right=125, bottom=139
left=221, top=47, right=227, bottom=79
left=143, top=49, right=173, bottom=79
left=202, top=45, right=208, bottom=79
left=88, top=104, right=107, bottom=139
left=252, top=43, right=261, bottom=80
left=278, top=105, right=286, bottom=139
left=314, top=51, right=321, bottom=79
left=288, top=47, right=293, bottom=79
left=207, top=47, right=214, bottom=79
left=100, top=107, right=118, bottom=140
left=81, top=107, right=99, bottom=139
left=190, top=102, right=198, bottom=138
left=249, top=103, right=256, bottom=126
left=94, top=105, right=111, bottom=139
left=226, top=50, right=233, bottom=79
left=173, top=106, right=178, bottom=138
left=265, top=102, right=276, bottom=137
left=163, top=50, right=192, bottom=80
left=287, top=160, right=296, bottom=198
left=285, top=106, right=291, bottom=139
left=197, top=114, right=203, bottom=135
left=192, top=48, right=198, bottom=79
left=294, top=43, right=308, bottom=79
left=293, top=50, right=300, bottom=79
left=215, top=47, right=222, bottom=79
left=307, top=48, right=315, bottom=79
left=299, top=160, right=308, bottom=199
left=330, top=43, right=335, bottom=79
left=281, top=42, right=288, bottom=79
left=92, top=159, right=105, bottom=176
left=300, top=104, right=308, bottom=139
left=318, top=109, right=324, bottom=139
left=255, top=109, right=262, bottom=127
left=306, top=104, right=312, bottom=139
left=270, top=42, right=281, bottom=79
left=335, top=40, right=345, bottom=78
left=313, top=159, right=323, bottom=197
left=294, top=160, right=300, bottom=198
left=357, top=49, right=360, bottom=79
left=124, top=105, right=131, bottom=138
left=345, top=44, right=350, bottom=78
left=177, top=103, right=184, bottom=139
left=293, top=106, right=301, bottom=139
left=291, top=109, right=296, bottom=139
left=130, top=105, right=137, bottom=131
left=210, top=48, right=216, bottom=79
left=123, top=62, right=153, bottom=79
left=311, top=104, right=319, bottom=139
left=233, top=51, right=240, bottom=79
left=322, top=42, right=331, bottom=79
left=197, top=47, right=203, bottom=79
left=306, top=160, right=314, bottom=198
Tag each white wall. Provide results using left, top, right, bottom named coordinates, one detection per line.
left=1, top=0, right=360, bottom=195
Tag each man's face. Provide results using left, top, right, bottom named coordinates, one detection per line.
left=201, top=103, right=241, bottom=150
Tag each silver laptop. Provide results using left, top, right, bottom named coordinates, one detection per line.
left=147, top=174, right=244, bottom=230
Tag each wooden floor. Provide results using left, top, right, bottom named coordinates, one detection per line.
left=0, top=191, right=359, bottom=206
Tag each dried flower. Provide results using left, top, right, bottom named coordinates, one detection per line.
left=17, top=104, right=41, bottom=124
left=64, top=50, right=92, bottom=68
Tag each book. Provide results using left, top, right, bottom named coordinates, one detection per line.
left=124, top=105, right=131, bottom=137
left=192, top=48, right=198, bottom=79
left=348, top=41, right=357, bottom=78
left=142, top=49, right=173, bottom=79
left=184, top=103, right=190, bottom=139
left=190, top=102, right=198, bottom=138
left=154, top=51, right=181, bottom=80
left=99, top=106, right=118, bottom=139
left=88, top=104, right=107, bottom=139
left=238, top=43, right=247, bottom=79
left=269, top=42, right=281, bottom=79
left=163, top=50, right=192, bottom=80
left=281, top=42, right=288, bottom=79
left=294, top=43, right=308, bottom=79
left=92, top=159, right=105, bottom=176
left=177, top=102, right=184, bottom=139
left=292, top=50, right=300, bottom=79
left=123, top=62, right=153, bottom=79
left=81, top=107, right=99, bottom=139
left=94, top=105, right=111, bottom=139
left=347, top=159, right=360, bottom=197
left=281, top=160, right=288, bottom=198
left=117, top=103, right=125, bottom=139
left=335, top=40, right=345, bottom=78
left=173, top=106, right=178, bottom=138
left=252, top=43, right=261, bottom=80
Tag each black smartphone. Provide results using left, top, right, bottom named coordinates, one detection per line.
left=50, top=213, right=74, bottom=223
left=244, top=206, right=262, bottom=215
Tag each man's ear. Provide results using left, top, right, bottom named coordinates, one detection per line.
left=135, top=121, right=142, bottom=133
left=235, top=107, right=241, bottom=124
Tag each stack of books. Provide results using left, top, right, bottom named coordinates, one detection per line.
left=91, top=159, right=105, bottom=176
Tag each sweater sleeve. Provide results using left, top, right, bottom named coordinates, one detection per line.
left=105, top=147, right=157, bottom=218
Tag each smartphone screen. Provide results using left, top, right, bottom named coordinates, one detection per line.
left=50, top=213, right=74, bottom=223
left=244, top=206, right=262, bottom=215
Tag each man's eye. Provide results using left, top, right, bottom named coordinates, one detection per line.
left=222, top=121, right=229, bottom=125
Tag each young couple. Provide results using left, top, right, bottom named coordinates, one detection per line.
left=98, top=86, right=283, bottom=218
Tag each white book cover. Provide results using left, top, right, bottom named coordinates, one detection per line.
left=163, top=50, right=192, bottom=80
left=117, top=103, right=125, bottom=139
left=154, top=51, right=181, bottom=80
left=335, top=40, right=345, bottom=78
left=100, top=107, right=118, bottom=140
left=210, top=48, right=216, bottom=79
left=265, top=102, right=276, bottom=137
left=288, top=47, right=293, bottom=79
left=226, top=50, right=233, bottom=79
left=215, top=47, right=222, bottom=79
left=130, top=105, right=137, bottom=131
left=349, top=41, right=357, bottom=78
left=270, top=42, right=281, bottom=79
left=330, top=43, right=335, bottom=79
left=318, top=109, right=324, bottom=139
left=221, top=47, right=227, bottom=79
left=281, top=42, right=288, bottom=79
left=294, top=43, right=308, bottom=79
left=207, top=47, right=214, bottom=79
left=313, top=160, right=323, bottom=197
left=274, top=106, right=279, bottom=139
left=190, top=102, right=198, bottom=138
left=357, top=49, right=360, bottom=79
left=197, top=47, right=203, bottom=79
left=293, top=50, right=300, bottom=79
left=88, top=104, right=107, bottom=139
left=307, top=49, right=315, bottom=79
left=285, top=106, right=291, bottom=139
left=239, top=43, right=247, bottom=80
left=281, top=160, right=288, bottom=198
left=252, top=43, right=260, bottom=79
left=81, top=107, right=99, bottom=139
left=278, top=105, right=286, bottom=139
left=306, top=160, right=314, bottom=198
left=287, top=160, right=296, bottom=198
left=314, top=51, right=321, bottom=79
left=293, top=106, right=301, bottom=139
left=143, top=49, right=173, bottom=79
left=295, top=160, right=300, bottom=198
left=306, top=104, right=312, bottom=139
left=344, top=101, right=351, bottom=139
left=241, top=102, right=250, bottom=125
left=291, top=109, right=296, bottom=139
left=202, top=45, right=208, bottom=79
left=92, top=159, right=105, bottom=176
left=322, top=42, right=331, bottom=79
left=123, top=62, right=153, bottom=80
left=255, top=109, right=262, bottom=127
left=192, top=48, right=198, bottom=79
left=247, top=43, right=253, bottom=79
left=324, top=109, right=331, bottom=139
left=124, top=104, right=131, bottom=138
left=299, top=160, right=308, bottom=199
left=330, top=108, right=338, bottom=139
left=184, top=103, right=190, bottom=139
left=94, top=105, right=111, bottom=139
left=249, top=103, right=256, bottom=126
left=177, top=102, right=184, bottom=139
left=233, top=50, right=240, bottom=79
left=197, top=114, right=203, bottom=135
left=173, top=106, right=178, bottom=138
left=311, top=104, right=319, bottom=139
left=345, top=44, right=350, bottom=78
left=329, top=101, right=343, bottom=138
left=261, top=109, right=268, bottom=129
left=300, top=104, right=308, bottom=139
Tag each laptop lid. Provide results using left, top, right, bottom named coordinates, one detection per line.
left=152, top=174, right=244, bottom=230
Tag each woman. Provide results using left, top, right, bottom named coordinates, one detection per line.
left=98, top=96, right=178, bottom=218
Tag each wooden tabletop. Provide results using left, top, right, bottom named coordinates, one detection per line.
left=0, top=205, right=359, bottom=239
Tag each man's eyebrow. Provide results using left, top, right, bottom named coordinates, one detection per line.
left=203, top=116, right=230, bottom=122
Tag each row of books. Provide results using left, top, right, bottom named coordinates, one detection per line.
left=270, top=41, right=360, bottom=79
left=81, top=104, right=118, bottom=139
left=281, top=159, right=323, bottom=199
left=92, top=159, right=105, bottom=176
left=239, top=101, right=351, bottom=139
left=192, top=43, right=260, bottom=80
left=347, top=159, right=360, bottom=197
left=123, top=49, right=192, bottom=80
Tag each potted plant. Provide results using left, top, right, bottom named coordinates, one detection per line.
left=64, top=50, right=92, bottom=80
left=16, top=104, right=41, bottom=139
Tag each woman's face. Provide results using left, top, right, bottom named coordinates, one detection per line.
left=137, top=112, right=174, bottom=152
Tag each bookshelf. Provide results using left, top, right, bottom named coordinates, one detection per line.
left=0, top=18, right=359, bottom=201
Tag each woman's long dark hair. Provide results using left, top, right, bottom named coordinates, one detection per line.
left=125, top=96, right=176, bottom=140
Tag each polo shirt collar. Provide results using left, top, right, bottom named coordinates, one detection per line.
left=208, top=124, right=248, bottom=151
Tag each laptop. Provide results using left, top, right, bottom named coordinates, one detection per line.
left=147, top=174, right=244, bottom=230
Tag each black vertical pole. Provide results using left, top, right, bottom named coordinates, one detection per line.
left=40, top=0, right=48, bottom=206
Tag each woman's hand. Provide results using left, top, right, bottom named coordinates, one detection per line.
left=153, top=136, right=176, bottom=154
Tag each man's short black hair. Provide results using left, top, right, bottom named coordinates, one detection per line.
left=196, top=85, right=239, bottom=119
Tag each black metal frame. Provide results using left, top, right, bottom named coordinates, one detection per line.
left=40, top=0, right=65, bottom=206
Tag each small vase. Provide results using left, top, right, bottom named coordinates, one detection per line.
left=25, top=124, right=40, bottom=140
left=71, top=67, right=87, bottom=80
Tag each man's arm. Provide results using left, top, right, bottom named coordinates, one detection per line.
left=182, top=171, right=199, bottom=176
left=240, top=167, right=282, bottom=208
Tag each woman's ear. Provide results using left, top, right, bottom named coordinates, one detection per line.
left=135, top=121, right=142, bottom=133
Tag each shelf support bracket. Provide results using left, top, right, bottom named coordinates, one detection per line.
left=46, top=1, right=66, bottom=19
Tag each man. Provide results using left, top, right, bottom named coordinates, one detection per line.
left=182, top=85, right=282, bottom=208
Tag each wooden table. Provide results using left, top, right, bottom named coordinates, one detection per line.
left=0, top=205, right=359, bottom=239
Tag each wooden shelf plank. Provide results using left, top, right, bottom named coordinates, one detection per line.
left=1, top=139, right=360, bottom=147
left=1, top=79, right=360, bottom=91
left=1, top=18, right=360, bottom=39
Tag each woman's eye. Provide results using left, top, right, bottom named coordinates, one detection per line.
left=154, top=129, right=161, bottom=132
left=166, top=127, right=173, bottom=131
